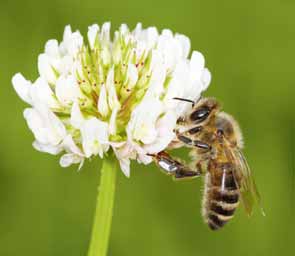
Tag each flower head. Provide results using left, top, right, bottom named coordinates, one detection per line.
left=12, top=22, right=211, bottom=176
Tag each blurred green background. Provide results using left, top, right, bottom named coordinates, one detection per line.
left=1, top=0, right=295, bottom=255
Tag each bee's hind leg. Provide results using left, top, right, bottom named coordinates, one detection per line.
left=149, top=151, right=202, bottom=180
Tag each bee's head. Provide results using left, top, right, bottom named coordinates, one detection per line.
left=189, top=97, right=220, bottom=125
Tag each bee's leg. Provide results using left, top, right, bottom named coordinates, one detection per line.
left=149, top=151, right=201, bottom=180
left=174, top=165, right=201, bottom=180
left=195, top=160, right=208, bottom=175
left=177, top=134, right=211, bottom=151
left=172, top=118, right=202, bottom=148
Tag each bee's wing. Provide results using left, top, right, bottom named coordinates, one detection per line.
left=224, top=145, right=265, bottom=216
left=235, top=148, right=265, bottom=216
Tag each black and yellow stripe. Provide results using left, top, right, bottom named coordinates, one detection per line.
left=202, top=168, right=240, bottom=230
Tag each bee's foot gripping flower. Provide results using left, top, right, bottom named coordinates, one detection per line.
left=12, top=23, right=211, bottom=177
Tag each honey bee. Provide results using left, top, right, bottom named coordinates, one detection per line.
left=150, top=97, right=264, bottom=230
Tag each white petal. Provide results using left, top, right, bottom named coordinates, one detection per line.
left=55, top=75, right=81, bottom=106
left=111, top=141, right=150, bottom=175
left=127, top=97, right=163, bottom=144
left=62, top=135, right=83, bottom=156
left=150, top=49, right=164, bottom=71
left=163, top=60, right=192, bottom=116
left=137, top=153, right=153, bottom=165
left=157, top=32, right=182, bottom=70
left=119, top=24, right=129, bottom=35
left=110, top=141, right=126, bottom=148
left=146, top=50, right=166, bottom=97
left=161, top=29, right=173, bottom=38
left=132, top=23, right=142, bottom=37
left=175, top=34, right=191, bottom=58
left=100, top=22, right=111, bottom=42
left=125, top=64, right=138, bottom=88
left=78, top=160, right=85, bottom=171
left=24, top=108, right=48, bottom=144
left=70, top=102, right=85, bottom=129
left=144, top=111, right=177, bottom=153
left=101, top=47, right=111, bottom=66
left=97, top=85, right=109, bottom=117
left=113, top=147, right=130, bottom=177
left=38, top=54, right=57, bottom=84
left=201, top=68, right=211, bottom=91
left=60, top=153, right=84, bottom=167
left=88, top=24, right=99, bottom=49
left=33, top=141, right=62, bottom=155
left=106, top=67, right=120, bottom=109
left=190, top=51, right=205, bottom=82
left=119, top=158, right=130, bottom=177
left=60, top=25, right=83, bottom=57
left=63, top=25, right=72, bottom=43
left=30, top=77, right=59, bottom=108
left=12, top=73, right=32, bottom=104
left=99, top=23, right=111, bottom=65
left=81, top=118, right=109, bottom=158
left=24, top=105, right=66, bottom=146
left=69, top=31, right=83, bottom=56
left=58, top=55, right=74, bottom=75
left=45, top=40, right=59, bottom=58
left=109, top=106, right=119, bottom=135
left=133, top=41, right=146, bottom=62
left=112, top=33, right=123, bottom=64
left=133, top=26, right=158, bottom=52
left=100, top=144, right=110, bottom=158
left=118, top=141, right=138, bottom=160
left=39, top=105, right=67, bottom=145
left=146, top=27, right=159, bottom=48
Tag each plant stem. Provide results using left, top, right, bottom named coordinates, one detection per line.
left=87, top=153, right=117, bottom=256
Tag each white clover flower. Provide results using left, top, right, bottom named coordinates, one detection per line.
left=12, top=22, right=211, bottom=177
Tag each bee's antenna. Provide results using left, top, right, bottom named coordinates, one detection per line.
left=173, top=97, right=195, bottom=107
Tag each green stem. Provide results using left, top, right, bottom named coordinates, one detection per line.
left=87, top=153, right=117, bottom=256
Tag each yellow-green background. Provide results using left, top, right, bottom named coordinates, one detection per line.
left=0, top=0, right=294, bottom=255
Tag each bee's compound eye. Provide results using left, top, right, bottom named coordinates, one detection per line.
left=190, top=107, right=210, bottom=123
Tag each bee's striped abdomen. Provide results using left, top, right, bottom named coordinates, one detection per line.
left=202, top=164, right=240, bottom=231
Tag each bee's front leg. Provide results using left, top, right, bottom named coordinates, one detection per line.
left=149, top=151, right=202, bottom=180
left=170, top=126, right=208, bottom=150
left=176, top=133, right=212, bottom=151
